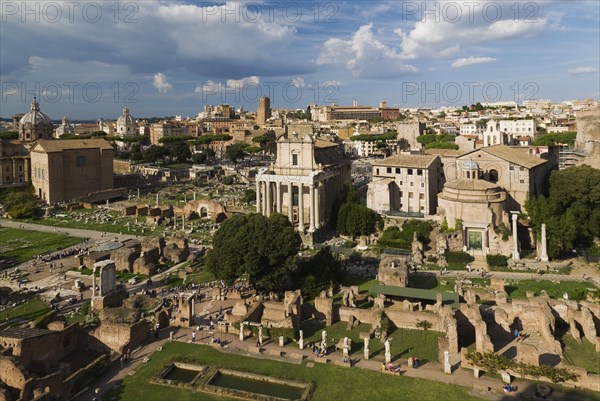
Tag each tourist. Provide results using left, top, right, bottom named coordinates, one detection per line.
left=381, top=362, right=386, bottom=372
left=192, top=331, right=196, bottom=342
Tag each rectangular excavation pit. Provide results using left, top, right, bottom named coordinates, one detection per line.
left=203, top=368, right=313, bottom=401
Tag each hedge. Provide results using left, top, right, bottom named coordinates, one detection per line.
left=486, top=254, right=508, bottom=268
left=445, top=251, right=473, bottom=264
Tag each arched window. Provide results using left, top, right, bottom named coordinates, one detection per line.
left=489, top=169, right=498, bottom=183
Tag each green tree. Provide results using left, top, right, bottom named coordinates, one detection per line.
left=166, top=141, right=191, bottom=163
left=337, top=202, right=378, bottom=237
left=252, top=135, right=269, bottom=145
left=4, top=190, right=38, bottom=218
left=243, top=189, right=256, bottom=204
left=192, top=152, right=207, bottom=164
left=225, top=143, right=247, bottom=163
left=206, top=213, right=301, bottom=292
left=295, top=247, right=343, bottom=298
left=142, top=145, right=166, bottom=164
left=526, top=166, right=600, bottom=258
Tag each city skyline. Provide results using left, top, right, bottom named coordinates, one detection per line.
left=1, top=0, right=599, bottom=119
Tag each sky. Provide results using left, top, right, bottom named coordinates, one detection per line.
left=1, top=0, right=599, bottom=120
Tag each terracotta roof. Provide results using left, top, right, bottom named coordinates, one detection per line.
left=467, top=145, right=546, bottom=169
left=0, top=327, right=52, bottom=339
left=374, top=154, right=439, bottom=168
left=444, top=179, right=501, bottom=191
left=424, top=148, right=468, bottom=157
left=32, top=139, right=113, bottom=153
left=314, top=138, right=339, bottom=148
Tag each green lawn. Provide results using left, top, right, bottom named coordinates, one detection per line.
left=0, top=296, right=51, bottom=322
left=299, top=320, right=441, bottom=363
left=410, top=275, right=597, bottom=302
left=0, top=227, right=82, bottom=264
left=562, top=334, right=600, bottom=374
left=504, top=280, right=596, bottom=300
left=103, top=342, right=484, bottom=401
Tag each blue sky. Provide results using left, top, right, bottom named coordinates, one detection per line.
left=1, top=0, right=599, bottom=120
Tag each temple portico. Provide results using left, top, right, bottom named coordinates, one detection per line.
left=255, top=129, right=351, bottom=235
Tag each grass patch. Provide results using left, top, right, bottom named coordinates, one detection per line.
left=103, top=342, right=484, bottom=401
left=184, top=269, right=216, bottom=285
left=299, top=320, right=441, bottom=363
left=504, top=280, right=597, bottom=300
left=561, top=334, right=600, bottom=374
left=0, top=296, right=51, bottom=322
left=0, top=227, right=82, bottom=264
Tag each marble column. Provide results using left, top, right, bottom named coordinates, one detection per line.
left=288, top=182, right=293, bottom=221
left=255, top=180, right=261, bottom=213
left=512, top=213, right=520, bottom=261
left=309, top=184, right=315, bottom=232
left=314, top=183, right=321, bottom=229
left=276, top=181, right=282, bottom=213
left=540, top=223, right=549, bottom=262
left=482, top=229, right=488, bottom=255
left=265, top=181, right=272, bottom=217
left=261, top=182, right=267, bottom=215
left=298, top=184, right=304, bottom=230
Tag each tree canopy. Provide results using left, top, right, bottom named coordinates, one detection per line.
left=1, top=188, right=38, bottom=218
left=526, top=165, right=600, bottom=258
left=206, top=213, right=301, bottom=292
left=336, top=185, right=379, bottom=237
left=142, top=145, right=166, bottom=163
left=531, top=132, right=576, bottom=147
left=294, top=247, right=343, bottom=298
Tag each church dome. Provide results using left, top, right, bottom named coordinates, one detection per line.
left=117, top=107, right=135, bottom=126
left=19, top=97, right=52, bottom=126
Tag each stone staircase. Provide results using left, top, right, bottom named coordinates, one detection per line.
left=470, top=255, right=488, bottom=272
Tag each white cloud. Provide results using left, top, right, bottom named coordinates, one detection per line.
left=396, top=1, right=554, bottom=59
left=451, top=56, right=496, bottom=68
left=153, top=73, right=173, bottom=93
left=194, top=76, right=260, bottom=95
left=226, top=76, right=260, bottom=90
left=321, top=80, right=341, bottom=87
left=568, top=67, right=599, bottom=75
left=317, top=24, right=418, bottom=79
left=291, top=77, right=305, bottom=88
left=1, top=2, right=302, bottom=79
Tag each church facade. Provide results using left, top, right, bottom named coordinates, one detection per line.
left=255, top=130, right=351, bottom=238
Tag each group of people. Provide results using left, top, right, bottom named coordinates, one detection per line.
left=513, top=329, right=527, bottom=342
left=502, top=384, right=516, bottom=393
left=311, top=343, right=327, bottom=358
left=119, top=349, right=132, bottom=367
left=381, top=362, right=401, bottom=375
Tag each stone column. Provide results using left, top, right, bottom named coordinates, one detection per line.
left=444, top=350, right=452, bottom=374
left=315, top=183, right=321, bottom=229
left=239, top=322, right=245, bottom=341
left=255, top=179, right=261, bottom=213
left=265, top=181, right=271, bottom=217
left=92, top=267, right=97, bottom=297
left=482, top=229, right=488, bottom=255
left=512, top=213, right=520, bottom=261
left=540, top=223, right=549, bottom=262
left=309, top=184, right=315, bottom=232
left=298, top=183, right=304, bottom=230
left=276, top=181, right=282, bottom=213
left=288, top=182, right=293, bottom=222
left=299, top=330, right=304, bottom=350
left=363, top=337, right=370, bottom=360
